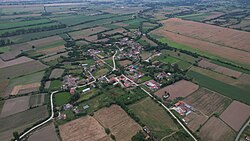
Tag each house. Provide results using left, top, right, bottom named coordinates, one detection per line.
left=64, top=103, right=73, bottom=110
left=70, top=88, right=75, bottom=94
left=144, top=80, right=161, bottom=90
left=82, top=88, right=90, bottom=93
left=83, top=105, right=90, bottom=110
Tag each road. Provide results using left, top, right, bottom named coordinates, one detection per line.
left=122, top=74, right=198, bottom=141
left=17, top=71, right=96, bottom=140
left=112, top=50, right=118, bottom=71
left=235, top=118, right=250, bottom=141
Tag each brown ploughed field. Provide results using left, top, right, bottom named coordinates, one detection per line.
left=220, top=101, right=250, bottom=131
left=198, top=116, right=236, bottom=141
left=93, top=105, right=141, bottom=141
left=154, top=80, right=199, bottom=100
left=28, top=123, right=59, bottom=141
left=119, top=60, right=132, bottom=67
left=198, top=60, right=242, bottom=78
left=184, top=112, right=208, bottom=132
left=160, top=18, right=250, bottom=52
left=59, top=116, right=112, bottom=141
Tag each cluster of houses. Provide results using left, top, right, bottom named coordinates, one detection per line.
left=116, top=38, right=142, bottom=60
left=171, top=101, right=195, bottom=116
left=109, top=75, right=135, bottom=88
left=144, top=79, right=161, bottom=90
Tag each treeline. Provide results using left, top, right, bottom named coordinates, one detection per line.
left=0, top=39, right=12, bottom=47
left=0, top=24, right=66, bottom=37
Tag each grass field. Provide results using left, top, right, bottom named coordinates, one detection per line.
left=77, top=89, right=99, bottom=103
left=176, top=61, right=192, bottom=71
left=139, top=75, right=152, bottom=83
left=157, top=55, right=180, bottom=64
left=55, top=92, right=71, bottom=106
left=0, top=19, right=52, bottom=30
left=94, top=68, right=109, bottom=78
left=123, top=18, right=146, bottom=29
left=29, top=94, right=45, bottom=107
left=129, top=97, right=179, bottom=139
left=187, top=70, right=250, bottom=105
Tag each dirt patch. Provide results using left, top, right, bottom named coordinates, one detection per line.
left=220, top=101, right=250, bottom=131
left=184, top=88, right=232, bottom=116
left=184, top=112, right=208, bottom=132
left=159, top=18, right=250, bottom=52
left=36, top=45, right=65, bottom=55
left=28, top=123, right=59, bottom=141
left=198, top=60, right=218, bottom=70
left=59, top=116, right=112, bottom=141
left=119, top=60, right=132, bottom=67
left=155, top=80, right=199, bottom=100
left=93, top=105, right=141, bottom=141
left=0, top=96, right=30, bottom=118
left=49, top=68, right=64, bottom=79
left=103, top=28, right=127, bottom=35
left=204, top=12, right=224, bottom=21
left=0, top=56, right=33, bottom=69
left=198, top=116, right=236, bottom=141
left=10, top=82, right=40, bottom=95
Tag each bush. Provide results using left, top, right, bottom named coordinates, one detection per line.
left=105, top=128, right=111, bottom=135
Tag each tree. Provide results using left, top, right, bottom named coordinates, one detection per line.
left=131, top=131, right=146, bottom=141
left=110, top=134, right=116, bottom=140
left=105, top=128, right=111, bottom=135
left=13, top=131, right=19, bottom=141
left=32, top=45, right=36, bottom=49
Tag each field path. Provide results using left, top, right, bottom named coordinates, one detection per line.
left=161, top=131, right=177, bottom=141
left=235, top=118, right=250, bottom=141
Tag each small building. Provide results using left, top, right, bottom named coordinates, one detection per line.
left=83, top=105, right=90, bottom=110
left=82, top=88, right=91, bottom=93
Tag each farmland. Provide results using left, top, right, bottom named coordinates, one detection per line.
left=1, top=0, right=250, bottom=140
left=93, top=105, right=141, bottom=141
left=129, top=97, right=179, bottom=139
left=198, top=116, right=236, bottom=141
left=220, top=101, right=250, bottom=131
left=154, top=80, right=199, bottom=100
left=184, top=88, right=232, bottom=116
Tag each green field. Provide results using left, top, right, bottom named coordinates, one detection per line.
left=123, top=18, right=146, bottom=29
left=0, top=46, right=10, bottom=53
left=140, top=75, right=152, bottom=82
left=178, top=13, right=212, bottom=21
left=55, top=92, right=71, bottom=106
left=129, top=97, right=179, bottom=139
left=176, top=61, right=192, bottom=71
left=94, top=68, right=109, bottom=77
left=49, top=80, right=62, bottom=90
left=157, top=55, right=180, bottom=64
left=187, top=70, right=250, bottom=105
left=0, top=19, right=52, bottom=30
left=77, top=89, right=99, bottom=103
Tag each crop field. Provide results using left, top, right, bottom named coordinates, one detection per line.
left=151, top=20, right=250, bottom=68
left=59, top=116, right=111, bottom=141
left=175, top=61, right=192, bottom=71
left=159, top=18, right=250, bottom=52
left=184, top=88, right=232, bottom=116
left=155, top=80, right=199, bottom=100
left=93, top=105, right=141, bottom=141
left=51, top=13, right=114, bottom=26
left=119, top=60, right=132, bottom=67
left=183, top=112, right=208, bottom=132
left=0, top=60, right=48, bottom=79
left=198, top=60, right=242, bottom=78
left=69, top=26, right=108, bottom=40
left=55, top=92, right=71, bottom=106
left=142, top=22, right=158, bottom=33
left=28, top=123, right=59, bottom=141
left=220, top=101, right=250, bottom=131
left=0, top=18, right=52, bottom=30
left=190, top=66, right=250, bottom=93
left=94, top=68, right=109, bottom=78
left=178, top=12, right=224, bottom=22
left=11, top=82, right=40, bottom=95
left=0, top=96, right=30, bottom=118
left=8, top=28, right=71, bottom=43
left=42, top=52, right=68, bottom=62
left=198, top=116, right=236, bottom=141
left=0, top=106, right=48, bottom=141
left=0, top=56, right=33, bottom=69
left=49, top=69, right=64, bottom=79
left=123, top=18, right=146, bottom=29
left=29, top=94, right=45, bottom=108
left=157, top=55, right=180, bottom=64
left=102, top=28, right=127, bottom=35
left=101, top=6, right=146, bottom=14
left=138, top=36, right=157, bottom=47
left=129, top=97, right=179, bottom=139
left=160, top=49, right=197, bottom=64
left=187, top=70, right=250, bottom=105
